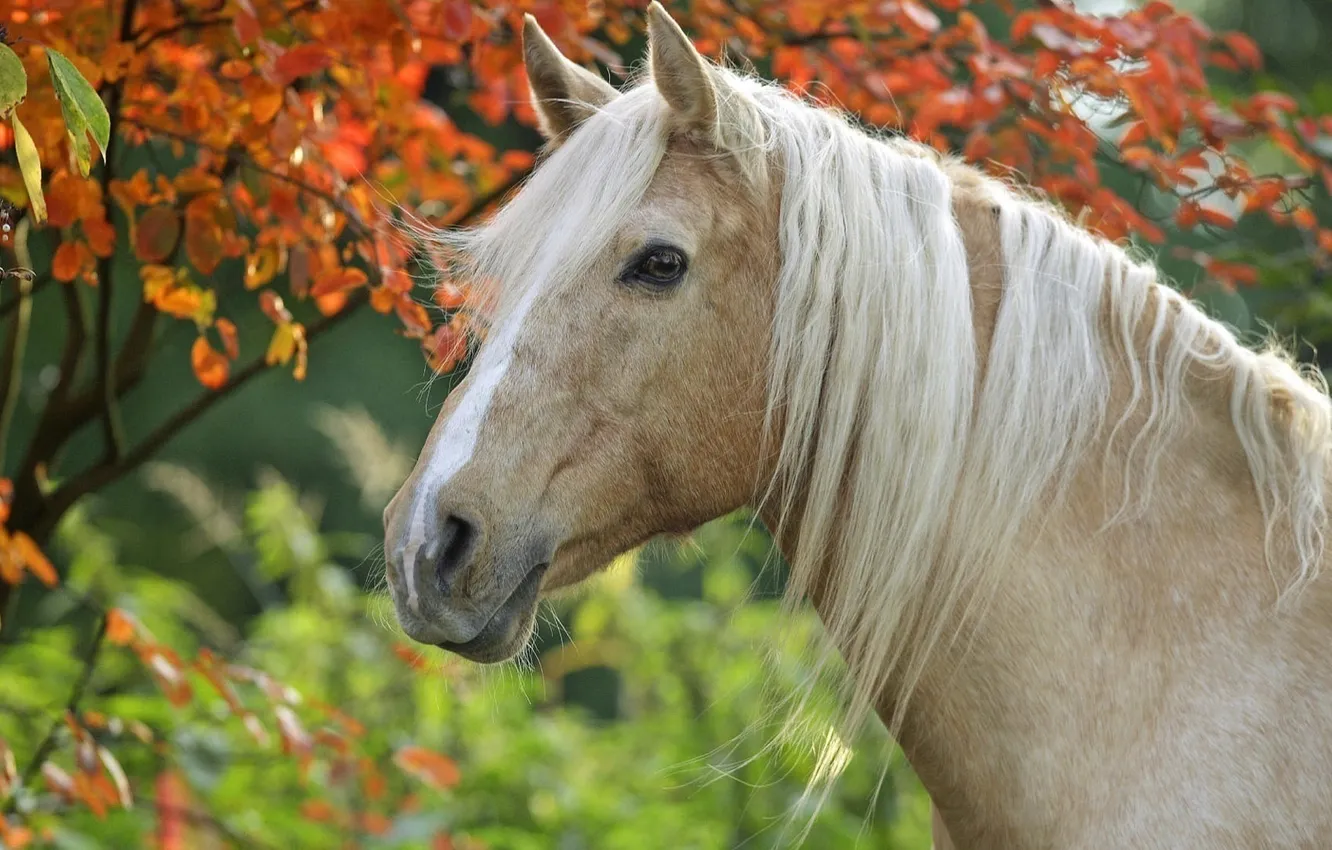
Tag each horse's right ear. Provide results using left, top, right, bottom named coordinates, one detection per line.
left=522, top=15, right=618, bottom=142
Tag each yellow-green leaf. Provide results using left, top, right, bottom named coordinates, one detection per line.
left=11, top=113, right=46, bottom=225
left=46, top=49, right=110, bottom=174
left=0, top=43, right=26, bottom=118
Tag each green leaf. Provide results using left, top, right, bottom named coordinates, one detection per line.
left=0, top=43, right=26, bottom=118
left=11, top=113, right=47, bottom=225
left=45, top=48, right=110, bottom=176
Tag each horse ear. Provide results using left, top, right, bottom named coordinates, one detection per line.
left=646, top=1, right=717, bottom=129
left=522, top=15, right=618, bottom=142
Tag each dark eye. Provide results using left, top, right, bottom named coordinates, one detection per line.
left=621, top=245, right=688, bottom=289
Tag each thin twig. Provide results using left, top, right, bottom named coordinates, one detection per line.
left=13, top=614, right=109, bottom=796
left=0, top=276, right=53, bottom=320
left=0, top=219, right=36, bottom=462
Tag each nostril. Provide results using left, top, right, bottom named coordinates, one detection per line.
left=434, top=515, right=478, bottom=593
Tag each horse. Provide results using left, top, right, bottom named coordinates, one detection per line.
left=382, top=5, right=1332, bottom=847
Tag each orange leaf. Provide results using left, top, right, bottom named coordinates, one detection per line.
left=84, top=216, right=116, bottom=259
left=395, top=297, right=432, bottom=337
left=301, top=799, right=337, bottom=823
left=12, top=532, right=57, bottom=587
left=191, top=337, right=229, bottom=390
left=52, top=241, right=85, bottom=282
left=434, top=283, right=465, bottom=310
left=393, top=745, right=461, bottom=790
left=106, top=609, right=137, bottom=645
left=154, top=287, right=206, bottom=321
left=310, top=266, right=368, bottom=298
left=369, top=286, right=397, bottom=314
left=174, top=169, right=223, bottom=195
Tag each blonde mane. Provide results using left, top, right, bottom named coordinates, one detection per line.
left=730, top=70, right=1332, bottom=744
left=434, top=59, right=1332, bottom=766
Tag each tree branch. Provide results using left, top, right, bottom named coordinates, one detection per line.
left=27, top=290, right=372, bottom=541
left=0, top=270, right=33, bottom=464
left=92, top=0, right=141, bottom=464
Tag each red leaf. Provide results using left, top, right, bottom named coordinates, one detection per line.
left=84, top=216, right=116, bottom=259
left=1250, top=92, right=1299, bottom=115
left=274, top=44, right=331, bottom=86
left=1198, top=207, right=1235, bottom=229
left=135, top=206, right=181, bottom=264
left=1207, top=258, right=1259, bottom=286
left=155, top=770, right=190, bottom=850
left=442, top=0, right=474, bottom=41
left=1221, top=32, right=1262, bottom=70
left=215, top=318, right=240, bottom=360
left=233, top=2, right=262, bottom=45
left=184, top=197, right=225, bottom=276
left=424, top=323, right=466, bottom=374
left=259, top=291, right=292, bottom=324
left=1175, top=201, right=1199, bottom=229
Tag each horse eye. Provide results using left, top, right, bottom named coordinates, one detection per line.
left=622, top=246, right=687, bottom=289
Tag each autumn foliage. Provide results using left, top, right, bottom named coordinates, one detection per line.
left=0, top=0, right=1330, bottom=846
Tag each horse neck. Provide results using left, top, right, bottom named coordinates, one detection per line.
left=759, top=184, right=1330, bottom=844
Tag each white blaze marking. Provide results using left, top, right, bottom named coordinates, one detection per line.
left=401, top=280, right=546, bottom=614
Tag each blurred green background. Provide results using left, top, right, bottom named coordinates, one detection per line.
left=2, top=0, right=1330, bottom=846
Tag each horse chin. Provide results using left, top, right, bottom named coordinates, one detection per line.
left=433, top=562, right=548, bottom=664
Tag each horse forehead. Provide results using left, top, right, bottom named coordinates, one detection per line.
left=627, top=151, right=753, bottom=240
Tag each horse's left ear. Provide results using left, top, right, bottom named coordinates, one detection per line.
left=522, top=14, right=619, bottom=142
left=646, top=2, right=718, bottom=130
